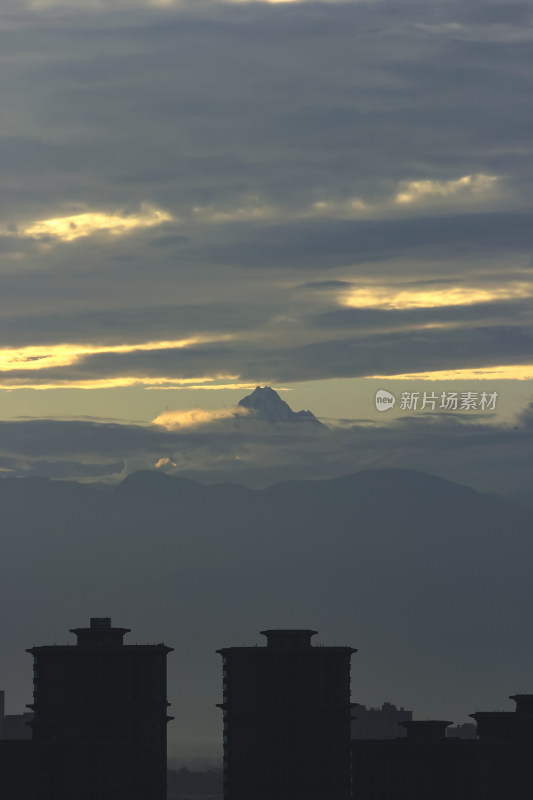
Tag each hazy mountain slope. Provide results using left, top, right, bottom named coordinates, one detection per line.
left=0, top=468, right=531, bottom=757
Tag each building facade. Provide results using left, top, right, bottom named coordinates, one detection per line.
left=217, top=628, right=355, bottom=800
left=1, top=617, right=173, bottom=800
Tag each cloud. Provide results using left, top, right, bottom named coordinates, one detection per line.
left=15, top=204, right=173, bottom=242
left=368, top=365, right=533, bottom=382
left=154, top=456, right=176, bottom=468
left=0, top=376, right=244, bottom=391
left=0, top=418, right=166, bottom=458
left=146, top=382, right=268, bottom=391
left=516, top=400, right=533, bottom=429
left=0, top=336, right=232, bottom=371
left=152, top=405, right=250, bottom=429
left=415, top=21, right=533, bottom=45
left=0, top=336, right=242, bottom=389
left=340, top=281, right=533, bottom=310
left=191, top=200, right=277, bottom=224
left=21, top=0, right=356, bottom=8
left=3, top=178, right=499, bottom=251
left=1, top=399, right=533, bottom=494
left=394, top=174, right=499, bottom=205
left=0, top=0, right=532, bottom=412
left=205, top=213, right=533, bottom=271
left=164, top=174, right=499, bottom=226
left=1, top=317, right=533, bottom=390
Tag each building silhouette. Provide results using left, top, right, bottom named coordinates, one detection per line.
left=446, top=721, right=476, bottom=739
left=351, top=694, right=533, bottom=799
left=217, top=628, right=355, bottom=800
left=0, top=617, right=173, bottom=800
left=3, top=620, right=533, bottom=799
left=0, top=691, right=33, bottom=740
left=351, top=701, right=412, bottom=739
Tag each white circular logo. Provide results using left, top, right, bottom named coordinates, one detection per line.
left=375, top=389, right=396, bottom=411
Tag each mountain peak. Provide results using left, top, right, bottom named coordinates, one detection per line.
left=238, top=386, right=326, bottom=427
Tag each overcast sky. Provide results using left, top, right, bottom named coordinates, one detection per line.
left=1, top=0, right=532, bottom=484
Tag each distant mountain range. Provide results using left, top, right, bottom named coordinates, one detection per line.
left=237, top=386, right=326, bottom=427
left=1, top=467, right=531, bottom=756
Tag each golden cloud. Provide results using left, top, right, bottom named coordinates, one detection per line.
left=341, top=282, right=533, bottom=310
left=154, top=457, right=177, bottom=468
left=152, top=405, right=251, bottom=430
left=144, top=382, right=263, bottom=391
left=0, top=335, right=241, bottom=391
left=368, top=365, right=533, bottom=381
left=9, top=172, right=492, bottom=242
left=394, top=174, right=498, bottom=205
left=0, top=375, right=242, bottom=391
left=19, top=204, right=173, bottom=242
left=0, top=336, right=232, bottom=372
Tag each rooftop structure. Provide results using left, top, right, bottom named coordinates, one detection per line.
left=217, top=628, right=355, bottom=800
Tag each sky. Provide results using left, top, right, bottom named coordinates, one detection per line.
left=1, top=0, right=533, bottom=487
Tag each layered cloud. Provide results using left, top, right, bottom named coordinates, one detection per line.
left=0, top=336, right=228, bottom=371
left=1, top=173, right=500, bottom=252
left=0, top=0, right=532, bottom=407
left=1, top=397, right=532, bottom=494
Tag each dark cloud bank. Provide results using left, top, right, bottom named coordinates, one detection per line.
left=1, top=400, right=532, bottom=493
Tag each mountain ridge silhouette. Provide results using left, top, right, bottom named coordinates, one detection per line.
left=238, top=385, right=326, bottom=427
left=2, top=465, right=531, bottom=748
